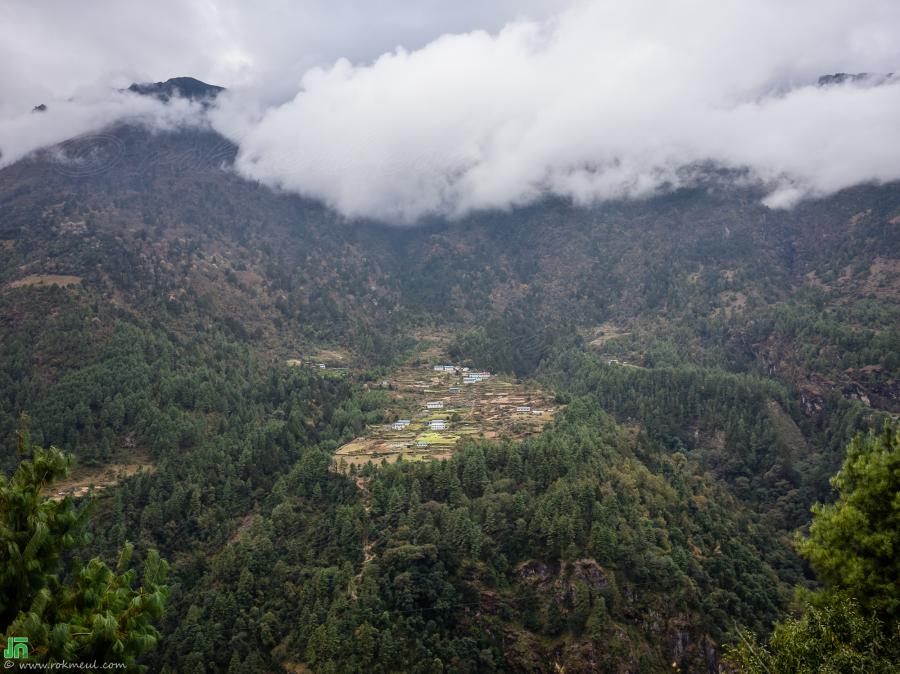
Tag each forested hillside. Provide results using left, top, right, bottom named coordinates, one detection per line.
left=1, top=119, right=898, bottom=672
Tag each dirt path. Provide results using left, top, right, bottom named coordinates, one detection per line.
left=350, top=475, right=375, bottom=599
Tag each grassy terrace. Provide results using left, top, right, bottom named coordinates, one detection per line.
left=334, top=358, right=558, bottom=468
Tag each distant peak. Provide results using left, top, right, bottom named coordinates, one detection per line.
left=127, top=76, right=224, bottom=103
left=817, top=72, right=896, bottom=87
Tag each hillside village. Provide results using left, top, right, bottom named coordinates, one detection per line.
left=334, top=361, right=558, bottom=468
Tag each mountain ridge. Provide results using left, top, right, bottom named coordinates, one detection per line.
left=0, top=117, right=898, bottom=672
left=127, top=76, right=224, bottom=102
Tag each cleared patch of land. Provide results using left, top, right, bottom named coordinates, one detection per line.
left=50, top=452, right=153, bottom=501
left=285, top=346, right=353, bottom=377
left=335, top=360, right=558, bottom=468
left=587, top=322, right=631, bottom=347
left=6, top=274, right=82, bottom=289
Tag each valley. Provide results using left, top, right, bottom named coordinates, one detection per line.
left=0, top=119, right=897, bottom=673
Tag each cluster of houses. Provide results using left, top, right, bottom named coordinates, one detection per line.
left=383, top=364, right=546, bottom=450
left=433, top=364, right=493, bottom=385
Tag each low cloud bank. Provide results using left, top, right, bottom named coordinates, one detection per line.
left=2, top=0, right=900, bottom=222
left=0, top=92, right=207, bottom=169
left=222, top=0, right=900, bottom=221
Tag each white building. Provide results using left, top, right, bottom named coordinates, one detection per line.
left=426, top=401, right=444, bottom=410
left=429, top=420, right=448, bottom=431
left=516, top=406, right=531, bottom=413
left=416, top=440, right=429, bottom=447
left=449, top=386, right=461, bottom=393
left=391, top=419, right=411, bottom=431
left=532, top=410, right=544, bottom=415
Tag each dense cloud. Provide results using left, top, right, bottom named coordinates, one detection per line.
left=224, top=0, right=900, bottom=221
left=2, top=0, right=900, bottom=221
left=0, top=1, right=556, bottom=109
left=0, top=92, right=210, bottom=169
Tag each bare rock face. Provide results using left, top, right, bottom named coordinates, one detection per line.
left=516, top=559, right=555, bottom=584
left=571, top=558, right=611, bottom=591
left=507, top=559, right=720, bottom=673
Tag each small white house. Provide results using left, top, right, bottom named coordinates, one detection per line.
left=531, top=409, right=544, bottom=415
left=426, top=401, right=444, bottom=410
left=449, top=386, right=461, bottom=393
left=429, top=419, right=448, bottom=431
left=516, top=406, right=531, bottom=413
left=416, top=440, right=429, bottom=448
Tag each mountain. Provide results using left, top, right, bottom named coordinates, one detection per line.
left=0, top=112, right=898, bottom=672
left=817, top=71, right=897, bottom=87
left=127, top=76, right=224, bottom=102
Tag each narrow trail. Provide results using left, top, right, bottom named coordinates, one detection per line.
left=350, top=475, right=375, bottom=598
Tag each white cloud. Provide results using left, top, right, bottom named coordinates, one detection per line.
left=2, top=0, right=900, bottom=222
left=222, top=0, right=900, bottom=221
left=0, top=0, right=557, bottom=173
left=0, top=92, right=208, bottom=169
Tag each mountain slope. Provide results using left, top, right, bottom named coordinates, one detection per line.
left=1, top=119, right=898, bottom=672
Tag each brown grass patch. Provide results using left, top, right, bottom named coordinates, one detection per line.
left=7, top=274, right=82, bottom=289
left=50, top=453, right=153, bottom=501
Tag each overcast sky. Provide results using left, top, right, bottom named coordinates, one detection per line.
left=2, top=0, right=900, bottom=222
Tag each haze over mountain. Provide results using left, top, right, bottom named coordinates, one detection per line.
left=3, top=0, right=900, bottom=220
left=1, top=2, right=899, bottom=673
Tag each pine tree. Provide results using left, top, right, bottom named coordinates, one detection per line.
left=1, top=428, right=168, bottom=669
left=798, top=424, right=900, bottom=622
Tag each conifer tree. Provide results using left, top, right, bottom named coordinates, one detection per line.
left=1, top=421, right=168, bottom=669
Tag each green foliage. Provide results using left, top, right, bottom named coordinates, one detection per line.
left=0, top=431, right=168, bottom=668
left=449, top=307, right=579, bottom=377
left=727, top=426, right=900, bottom=673
left=729, top=594, right=900, bottom=674
left=799, top=424, right=900, bottom=623
left=149, top=396, right=790, bottom=672
left=2, top=125, right=899, bottom=671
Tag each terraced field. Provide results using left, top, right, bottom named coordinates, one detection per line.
left=335, top=362, right=558, bottom=468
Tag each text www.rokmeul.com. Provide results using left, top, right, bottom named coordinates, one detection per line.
left=6, top=662, right=125, bottom=670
